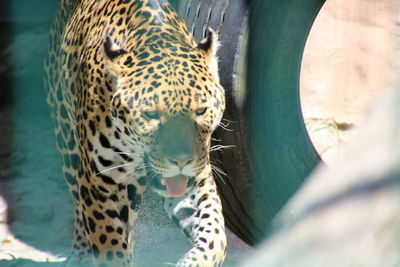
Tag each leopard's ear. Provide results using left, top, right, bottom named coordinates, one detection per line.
left=104, top=36, right=127, bottom=60
left=197, top=28, right=220, bottom=82
left=197, top=28, right=219, bottom=59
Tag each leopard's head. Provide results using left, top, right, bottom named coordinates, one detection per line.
left=105, top=29, right=225, bottom=197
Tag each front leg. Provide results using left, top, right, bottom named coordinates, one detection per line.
left=78, top=179, right=145, bottom=267
left=164, top=167, right=227, bottom=267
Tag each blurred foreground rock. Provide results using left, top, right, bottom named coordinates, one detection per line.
left=241, top=78, right=400, bottom=266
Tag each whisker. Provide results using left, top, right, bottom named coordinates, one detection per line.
left=219, top=119, right=236, bottom=132
left=211, top=167, right=226, bottom=185
left=222, top=118, right=235, bottom=124
left=134, top=165, right=151, bottom=173
left=211, top=164, right=228, bottom=177
left=96, top=163, right=136, bottom=175
left=210, top=144, right=236, bottom=152
left=210, top=162, right=228, bottom=184
left=219, top=124, right=234, bottom=132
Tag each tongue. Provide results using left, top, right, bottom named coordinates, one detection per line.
left=163, top=175, right=188, bottom=197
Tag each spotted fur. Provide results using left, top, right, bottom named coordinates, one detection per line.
left=44, top=0, right=226, bottom=266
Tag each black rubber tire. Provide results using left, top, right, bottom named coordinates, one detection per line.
left=173, top=0, right=325, bottom=245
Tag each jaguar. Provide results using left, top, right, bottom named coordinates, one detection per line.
left=44, top=0, right=227, bottom=266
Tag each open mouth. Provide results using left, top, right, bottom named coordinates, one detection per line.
left=144, top=155, right=197, bottom=197
left=160, top=175, right=188, bottom=197
left=149, top=175, right=195, bottom=198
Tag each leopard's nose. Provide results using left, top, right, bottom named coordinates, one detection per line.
left=167, top=156, right=194, bottom=168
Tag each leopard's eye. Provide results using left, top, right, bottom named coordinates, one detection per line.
left=195, top=107, right=208, bottom=116
left=142, top=110, right=160, bottom=121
